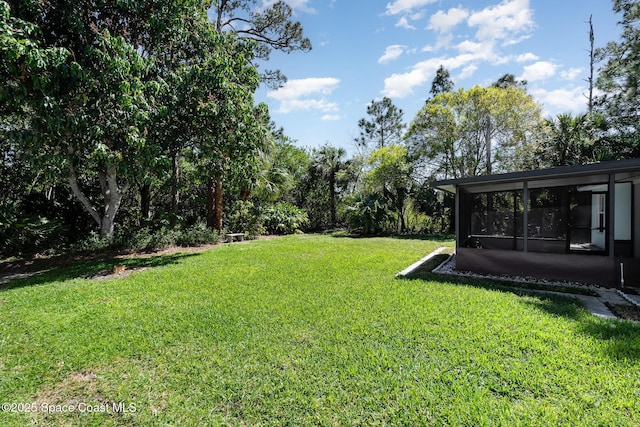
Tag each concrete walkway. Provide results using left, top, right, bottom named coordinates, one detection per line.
left=535, top=289, right=620, bottom=320
left=400, top=250, right=637, bottom=321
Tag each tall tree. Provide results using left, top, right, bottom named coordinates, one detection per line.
left=595, top=0, right=640, bottom=158
left=540, top=113, right=590, bottom=166
left=355, top=97, right=405, bottom=150
left=492, top=73, right=527, bottom=89
left=406, top=86, right=543, bottom=180
left=586, top=15, right=595, bottom=113
left=207, top=0, right=312, bottom=230
left=1, top=1, right=157, bottom=239
left=430, top=65, right=454, bottom=97
left=253, top=131, right=309, bottom=204
left=212, top=0, right=311, bottom=87
left=312, top=144, right=346, bottom=227
left=365, top=144, right=413, bottom=232
left=1, top=1, right=267, bottom=238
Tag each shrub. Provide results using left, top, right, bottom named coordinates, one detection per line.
left=69, top=222, right=221, bottom=254
left=343, top=193, right=390, bottom=235
left=226, top=201, right=265, bottom=239
left=0, top=214, right=68, bottom=256
left=68, top=231, right=113, bottom=253
left=260, top=203, right=308, bottom=234
left=175, top=222, right=220, bottom=246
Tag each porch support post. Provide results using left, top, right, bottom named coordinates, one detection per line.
left=609, top=173, right=616, bottom=257
left=523, top=181, right=529, bottom=253
left=455, top=186, right=460, bottom=250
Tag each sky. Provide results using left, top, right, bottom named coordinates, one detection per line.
left=252, top=0, right=623, bottom=154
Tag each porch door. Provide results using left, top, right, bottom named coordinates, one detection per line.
left=590, top=193, right=607, bottom=250
left=568, top=190, right=607, bottom=253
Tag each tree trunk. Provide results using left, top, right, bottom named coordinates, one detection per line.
left=99, top=163, right=125, bottom=240
left=69, top=157, right=102, bottom=228
left=399, top=210, right=406, bottom=233
left=329, top=173, right=336, bottom=227
left=587, top=15, right=594, bottom=114
left=67, top=147, right=125, bottom=241
left=171, top=150, right=180, bottom=214
left=214, top=170, right=224, bottom=231
left=240, top=186, right=251, bottom=201
left=485, top=115, right=493, bottom=175
left=206, top=171, right=224, bottom=231
left=206, top=177, right=216, bottom=229
left=140, top=183, right=151, bottom=223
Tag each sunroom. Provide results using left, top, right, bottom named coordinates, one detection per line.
left=432, top=159, right=640, bottom=287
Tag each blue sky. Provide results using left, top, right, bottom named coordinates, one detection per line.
left=253, top=0, right=622, bottom=154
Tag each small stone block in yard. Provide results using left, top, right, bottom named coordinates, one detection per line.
left=226, top=233, right=245, bottom=243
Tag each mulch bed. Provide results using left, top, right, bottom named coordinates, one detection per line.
left=606, top=303, right=640, bottom=322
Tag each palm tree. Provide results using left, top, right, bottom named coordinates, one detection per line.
left=312, top=144, right=346, bottom=227
left=543, top=113, right=588, bottom=166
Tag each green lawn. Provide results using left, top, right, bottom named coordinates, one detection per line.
left=1, top=235, right=639, bottom=426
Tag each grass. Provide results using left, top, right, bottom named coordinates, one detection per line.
left=1, top=235, right=639, bottom=426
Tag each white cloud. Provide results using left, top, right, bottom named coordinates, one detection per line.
left=379, top=45, right=407, bottom=64
left=455, top=40, right=496, bottom=61
left=458, top=65, right=478, bottom=80
left=467, top=0, right=534, bottom=43
left=520, top=61, right=557, bottom=82
left=516, top=52, right=539, bottom=62
left=382, top=55, right=476, bottom=98
left=429, top=7, right=469, bottom=33
left=530, top=87, right=587, bottom=115
left=385, top=0, right=437, bottom=16
left=435, top=33, right=454, bottom=49
left=268, top=78, right=340, bottom=113
left=561, top=67, right=584, bottom=81
left=322, top=114, right=343, bottom=121
left=395, top=16, right=416, bottom=30
left=382, top=0, right=540, bottom=99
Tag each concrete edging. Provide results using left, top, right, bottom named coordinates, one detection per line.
left=396, top=247, right=446, bottom=277
left=616, top=289, right=640, bottom=308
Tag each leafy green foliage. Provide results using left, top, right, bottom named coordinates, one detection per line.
left=213, top=0, right=311, bottom=87
left=310, top=144, right=347, bottom=228
left=537, top=113, right=613, bottom=166
left=406, top=85, right=544, bottom=179
left=430, top=64, right=454, bottom=96
left=343, top=192, right=391, bottom=235
left=69, top=223, right=221, bottom=253
left=0, top=1, right=275, bottom=243
left=355, top=96, right=405, bottom=150
left=595, top=0, right=640, bottom=158
left=260, top=202, right=308, bottom=234
left=226, top=200, right=265, bottom=238
left=365, top=144, right=413, bottom=232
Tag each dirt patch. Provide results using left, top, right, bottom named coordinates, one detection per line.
left=34, top=370, right=104, bottom=406
left=0, top=235, right=282, bottom=284
left=30, top=369, right=108, bottom=422
left=89, top=265, right=147, bottom=281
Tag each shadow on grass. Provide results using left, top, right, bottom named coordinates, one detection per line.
left=389, top=233, right=455, bottom=242
left=577, top=317, right=640, bottom=360
left=401, top=272, right=640, bottom=360
left=402, top=272, right=587, bottom=319
left=329, top=231, right=454, bottom=242
left=0, top=252, right=199, bottom=292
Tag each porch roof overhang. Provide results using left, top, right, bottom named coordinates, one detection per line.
left=431, top=158, right=640, bottom=194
